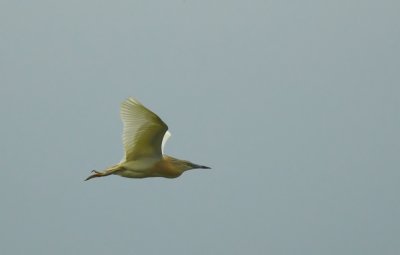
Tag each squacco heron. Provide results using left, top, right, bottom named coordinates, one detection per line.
left=85, top=97, right=210, bottom=181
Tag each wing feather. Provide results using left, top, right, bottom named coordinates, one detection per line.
left=120, top=98, right=168, bottom=161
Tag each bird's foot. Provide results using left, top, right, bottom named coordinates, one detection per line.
left=85, top=170, right=104, bottom=181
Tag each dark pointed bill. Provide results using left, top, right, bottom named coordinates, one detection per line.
left=190, top=163, right=211, bottom=169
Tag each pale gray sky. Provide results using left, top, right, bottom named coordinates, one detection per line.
left=1, top=1, right=399, bottom=254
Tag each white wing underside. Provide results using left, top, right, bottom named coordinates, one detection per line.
left=120, top=97, right=170, bottom=162
left=161, top=130, right=171, bottom=154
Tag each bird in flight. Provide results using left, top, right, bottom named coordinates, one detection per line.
left=85, top=97, right=210, bottom=181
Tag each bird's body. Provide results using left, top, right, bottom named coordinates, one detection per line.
left=85, top=98, right=210, bottom=181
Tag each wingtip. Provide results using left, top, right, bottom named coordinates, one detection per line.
left=125, top=97, right=142, bottom=105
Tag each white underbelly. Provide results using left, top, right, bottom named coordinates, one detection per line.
left=117, top=157, right=159, bottom=178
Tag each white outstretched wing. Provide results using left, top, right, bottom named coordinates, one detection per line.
left=120, top=98, right=168, bottom=161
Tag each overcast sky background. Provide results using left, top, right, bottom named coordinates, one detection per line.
left=1, top=1, right=399, bottom=254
